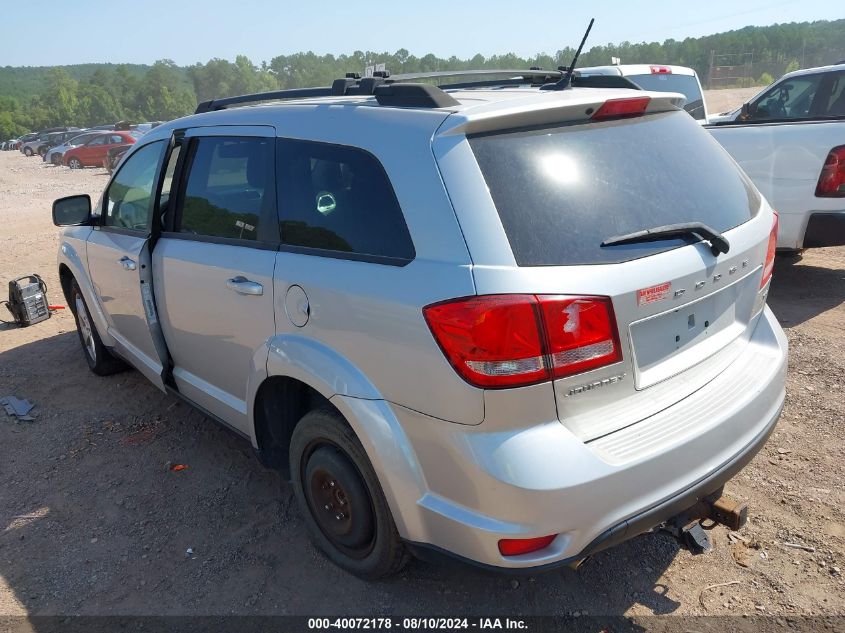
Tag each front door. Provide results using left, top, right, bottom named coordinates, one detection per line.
left=152, top=126, right=278, bottom=433
left=86, top=140, right=170, bottom=389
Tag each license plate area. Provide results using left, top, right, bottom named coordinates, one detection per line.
left=628, top=274, right=756, bottom=389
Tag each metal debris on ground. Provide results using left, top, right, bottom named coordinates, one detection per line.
left=1, top=395, right=35, bottom=421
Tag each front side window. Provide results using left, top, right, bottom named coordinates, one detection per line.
left=751, top=74, right=823, bottom=121
left=177, top=136, right=276, bottom=243
left=104, top=141, right=165, bottom=231
left=276, top=140, right=414, bottom=262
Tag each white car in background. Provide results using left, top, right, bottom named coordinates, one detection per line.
left=577, top=64, right=708, bottom=123
left=707, top=62, right=845, bottom=251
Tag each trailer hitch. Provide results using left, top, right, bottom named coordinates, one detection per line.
left=661, top=489, right=748, bottom=554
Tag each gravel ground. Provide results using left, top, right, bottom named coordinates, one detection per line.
left=0, top=145, right=843, bottom=622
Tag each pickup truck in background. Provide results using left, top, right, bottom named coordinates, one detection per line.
left=578, top=64, right=708, bottom=123
left=707, top=63, right=845, bottom=252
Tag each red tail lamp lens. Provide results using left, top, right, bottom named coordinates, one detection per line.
left=815, top=146, right=845, bottom=198
left=423, top=295, right=621, bottom=389
left=539, top=296, right=622, bottom=378
left=761, top=212, right=779, bottom=288
left=498, top=534, right=557, bottom=557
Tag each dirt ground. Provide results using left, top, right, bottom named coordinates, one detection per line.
left=0, top=140, right=843, bottom=623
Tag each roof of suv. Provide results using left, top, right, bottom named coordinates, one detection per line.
left=144, top=85, right=687, bottom=145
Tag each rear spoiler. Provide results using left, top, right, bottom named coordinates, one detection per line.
left=437, top=92, right=688, bottom=137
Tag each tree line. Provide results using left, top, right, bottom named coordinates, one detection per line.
left=1, top=18, right=843, bottom=140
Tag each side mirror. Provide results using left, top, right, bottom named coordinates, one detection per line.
left=53, top=195, right=92, bottom=226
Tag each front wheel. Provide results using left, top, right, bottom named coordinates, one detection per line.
left=70, top=281, right=126, bottom=376
left=24, top=147, right=33, bottom=156
left=290, top=407, right=409, bottom=579
left=68, top=157, right=83, bottom=169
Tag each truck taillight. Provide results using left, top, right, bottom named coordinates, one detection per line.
left=815, top=146, right=845, bottom=197
left=761, top=212, right=779, bottom=288
left=423, top=295, right=621, bottom=389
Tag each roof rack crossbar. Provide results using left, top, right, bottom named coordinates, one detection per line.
left=387, top=69, right=563, bottom=83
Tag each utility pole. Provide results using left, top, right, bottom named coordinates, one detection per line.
left=707, top=49, right=715, bottom=89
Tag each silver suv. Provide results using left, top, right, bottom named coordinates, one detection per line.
left=52, top=69, right=787, bottom=579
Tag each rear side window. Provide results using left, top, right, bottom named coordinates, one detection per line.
left=469, top=110, right=759, bottom=266
left=626, top=74, right=705, bottom=120
left=276, top=139, right=414, bottom=263
left=177, top=137, right=277, bottom=243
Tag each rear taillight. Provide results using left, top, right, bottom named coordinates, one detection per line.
left=423, top=295, right=622, bottom=389
left=761, top=212, right=779, bottom=288
left=591, top=97, right=651, bottom=121
left=650, top=65, right=672, bottom=74
left=815, top=146, right=845, bottom=197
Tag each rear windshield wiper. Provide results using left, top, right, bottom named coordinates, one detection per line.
left=601, top=222, right=730, bottom=256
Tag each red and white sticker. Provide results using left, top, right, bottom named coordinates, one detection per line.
left=637, top=281, right=671, bottom=306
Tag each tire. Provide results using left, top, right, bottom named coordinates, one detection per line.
left=24, top=146, right=33, bottom=157
left=68, top=157, right=83, bottom=169
left=70, top=281, right=126, bottom=376
left=290, top=407, right=409, bottom=579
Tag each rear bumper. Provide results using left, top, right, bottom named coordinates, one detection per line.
left=378, top=307, right=787, bottom=569
left=802, top=211, right=845, bottom=248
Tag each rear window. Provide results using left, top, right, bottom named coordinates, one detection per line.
left=469, top=110, right=759, bottom=266
left=626, top=74, right=705, bottom=120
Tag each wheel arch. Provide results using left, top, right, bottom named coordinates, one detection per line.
left=251, top=335, right=426, bottom=538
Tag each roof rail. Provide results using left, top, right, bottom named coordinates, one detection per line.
left=195, top=87, right=334, bottom=114
left=387, top=69, right=562, bottom=85
left=192, top=66, right=641, bottom=115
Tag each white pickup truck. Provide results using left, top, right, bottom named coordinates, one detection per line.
left=707, top=63, right=845, bottom=251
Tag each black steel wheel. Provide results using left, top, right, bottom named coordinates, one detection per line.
left=290, top=407, right=409, bottom=579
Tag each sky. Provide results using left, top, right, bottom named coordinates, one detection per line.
left=0, top=0, right=839, bottom=67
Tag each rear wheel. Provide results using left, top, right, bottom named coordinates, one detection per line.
left=68, top=157, right=83, bottom=169
left=290, top=407, right=408, bottom=579
left=70, top=281, right=126, bottom=376
left=24, top=147, right=33, bottom=157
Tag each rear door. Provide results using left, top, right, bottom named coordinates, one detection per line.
left=450, top=108, right=773, bottom=440
left=85, top=140, right=170, bottom=389
left=152, top=126, right=278, bottom=434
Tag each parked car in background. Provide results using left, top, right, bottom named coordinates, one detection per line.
left=16, top=132, right=39, bottom=152
left=134, top=121, right=164, bottom=134
left=62, top=131, right=141, bottom=169
left=20, top=127, right=80, bottom=156
left=53, top=70, right=785, bottom=578
left=708, top=62, right=845, bottom=251
left=104, top=144, right=131, bottom=174
left=38, top=129, right=89, bottom=158
left=45, top=131, right=104, bottom=166
left=578, top=64, right=708, bottom=122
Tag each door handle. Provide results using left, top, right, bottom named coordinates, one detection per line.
left=119, top=256, right=137, bottom=271
left=226, top=276, right=263, bottom=296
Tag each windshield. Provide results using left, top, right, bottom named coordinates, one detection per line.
left=468, top=110, right=759, bottom=266
left=626, top=74, right=706, bottom=120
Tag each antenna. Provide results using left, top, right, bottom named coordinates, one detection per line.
left=541, top=18, right=595, bottom=91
